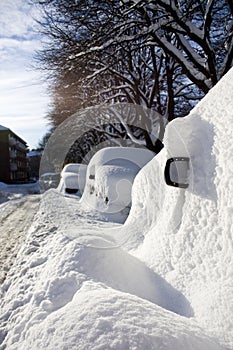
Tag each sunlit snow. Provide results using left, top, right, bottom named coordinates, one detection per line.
left=0, top=68, right=233, bottom=350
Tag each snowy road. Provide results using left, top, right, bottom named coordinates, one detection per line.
left=0, top=195, right=40, bottom=283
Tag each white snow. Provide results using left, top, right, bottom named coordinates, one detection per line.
left=0, top=182, right=40, bottom=204
left=81, top=147, right=155, bottom=222
left=1, top=68, right=233, bottom=350
left=57, top=163, right=87, bottom=195
left=121, top=67, right=233, bottom=348
left=39, top=173, right=60, bottom=193
left=0, top=183, right=40, bottom=284
left=0, top=182, right=8, bottom=189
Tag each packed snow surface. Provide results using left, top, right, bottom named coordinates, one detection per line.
left=1, top=68, right=233, bottom=350
left=0, top=182, right=40, bottom=284
left=0, top=182, right=39, bottom=204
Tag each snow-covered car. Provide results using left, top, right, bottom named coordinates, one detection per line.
left=57, top=163, right=87, bottom=194
left=39, top=172, right=60, bottom=192
left=95, top=162, right=139, bottom=208
left=81, top=147, right=155, bottom=219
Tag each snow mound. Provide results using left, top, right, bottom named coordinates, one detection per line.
left=81, top=147, right=154, bottom=222
left=18, top=285, right=223, bottom=350
left=0, top=183, right=40, bottom=204
left=1, top=70, right=233, bottom=350
left=121, top=67, right=233, bottom=348
left=0, top=198, right=222, bottom=349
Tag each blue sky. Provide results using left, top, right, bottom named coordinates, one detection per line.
left=0, top=0, right=51, bottom=149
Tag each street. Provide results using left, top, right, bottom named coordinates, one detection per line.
left=0, top=195, right=40, bottom=283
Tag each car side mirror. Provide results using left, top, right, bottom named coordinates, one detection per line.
left=164, top=157, right=190, bottom=188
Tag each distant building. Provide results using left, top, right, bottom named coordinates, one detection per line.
left=0, top=125, right=29, bottom=183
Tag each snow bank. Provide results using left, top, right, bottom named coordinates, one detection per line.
left=0, top=182, right=40, bottom=204
left=121, top=68, right=233, bottom=348
left=0, top=182, right=7, bottom=189
left=1, top=69, right=233, bottom=350
left=0, top=191, right=223, bottom=350
left=14, top=287, right=223, bottom=350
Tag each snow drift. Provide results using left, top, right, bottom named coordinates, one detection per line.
left=121, top=67, right=233, bottom=348
left=1, top=68, right=233, bottom=350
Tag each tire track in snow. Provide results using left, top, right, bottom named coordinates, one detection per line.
left=0, top=195, right=40, bottom=284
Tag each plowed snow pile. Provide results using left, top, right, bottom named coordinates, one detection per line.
left=122, top=67, right=233, bottom=348
left=0, top=68, right=233, bottom=350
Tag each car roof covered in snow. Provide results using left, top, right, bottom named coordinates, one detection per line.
left=62, top=163, right=87, bottom=174
left=87, top=147, right=155, bottom=170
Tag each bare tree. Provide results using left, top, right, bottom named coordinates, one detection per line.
left=33, top=0, right=232, bottom=154
left=121, top=0, right=232, bottom=89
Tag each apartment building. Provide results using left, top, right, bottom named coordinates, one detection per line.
left=0, top=125, right=29, bottom=183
